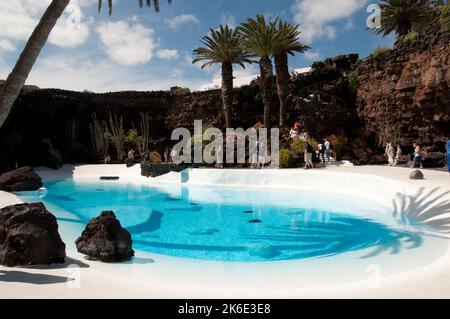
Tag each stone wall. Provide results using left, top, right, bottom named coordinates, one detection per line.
left=0, top=69, right=359, bottom=172
left=356, top=25, right=450, bottom=166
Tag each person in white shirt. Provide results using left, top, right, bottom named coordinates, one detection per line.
left=324, top=139, right=331, bottom=162
left=386, top=143, right=395, bottom=166
left=289, top=128, right=299, bottom=140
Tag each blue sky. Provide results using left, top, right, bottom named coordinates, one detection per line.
left=0, top=0, right=395, bottom=92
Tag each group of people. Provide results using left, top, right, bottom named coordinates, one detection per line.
left=384, top=143, right=403, bottom=167
left=385, top=142, right=428, bottom=169
left=290, top=121, right=332, bottom=170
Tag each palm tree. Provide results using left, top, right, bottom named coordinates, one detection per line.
left=273, top=21, right=309, bottom=128
left=238, top=15, right=280, bottom=129
left=376, top=0, right=434, bottom=37
left=0, top=0, right=171, bottom=128
left=193, top=25, right=253, bottom=128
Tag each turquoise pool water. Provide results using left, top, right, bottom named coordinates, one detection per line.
left=19, top=179, right=427, bottom=262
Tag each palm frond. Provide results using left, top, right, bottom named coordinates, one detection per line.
left=237, top=15, right=280, bottom=57
left=376, top=0, right=435, bottom=37
left=273, top=20, right=310, bottom=56
left=193, top=24, right=253, bottom=69
left=98, top=0, right=172, bottom=15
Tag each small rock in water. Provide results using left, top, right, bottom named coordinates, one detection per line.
left=188, top=228, right=220, bottom=236
left=249, top=219, right=262, bottom=223
left=409, top=170, right=424, bottom=180
left=243, top=210, right=254, bottom=214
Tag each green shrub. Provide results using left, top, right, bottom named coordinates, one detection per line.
left=149, top=151, right=162, bottom=163
left=290, top=140, right=306, bottom=155
left=402, top=31, right=419, bottom=42
left=372, top=47, right=391, bottom=58
left=311, top=61, right=326, bottom=71
left=125, top=129, right=139, bottom=144
left=290, top=138, right=319, bottom=155
left=279, top=148, right=295, bottom=168
left=170, top=87, right=191, bottom=96
left=311, top=61, right=339, bottom=80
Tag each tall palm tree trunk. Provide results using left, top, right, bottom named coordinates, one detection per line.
left=274, top=53, right=290, bottom=128
left=221, top=62, right=233, bottom=128
left=0, top=0, right=70, bottom=128
left=259, top=56, right=273, bottom=129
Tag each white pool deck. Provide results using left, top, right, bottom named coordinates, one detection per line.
left=0, top=164, right=449, bottom=299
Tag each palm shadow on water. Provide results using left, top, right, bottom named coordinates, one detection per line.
left=243, top=217, right=422, bottom=260
left=132, top=216, right=422, bottom=261
left=392, top=187, right=450, bottom=235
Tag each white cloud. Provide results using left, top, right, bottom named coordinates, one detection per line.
left=166, top=14, right=200, bottom=29
left=221, top=13, right=237, bottom=29
left=0, top=0, right=91, bottom=49
left=156, top=49, right=179, bottom=60
left=2, top=54, right=206, bottom=92
left=304, top=51, right=322, bottom=61
left=49, top=2, right=91, bottom=48
left=171, top=68, right=184, bottom=78
left=291, top=0, right=368, bottom=43
left=0, top=39, right=16, bottom=52
left=96, top=21, right=157, bottom=66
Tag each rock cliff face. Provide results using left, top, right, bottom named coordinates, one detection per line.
left=0, top=75, right=359, bottom=172
left=357, top=26, right=450, bottom=165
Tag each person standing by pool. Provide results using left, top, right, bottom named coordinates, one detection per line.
left=324, top=139, right=331, bottom=162
left=394, top=145, right=402, bottom=166
left=215, top=144, right=224, bottom=169
left=412, top=144, right=424, bottom=169
left=249, top=139, right=259, bottom=169
left=127, top=149, right=135, bottom=161
left=258, top=139, right=267, bottom=169
left=318, top=140, right=326, bottom=165
left=304, top=142, right=314, bottom=169
left=447, top=139, right=450, bottom=173
left=386, top=143, right=395, bottom=166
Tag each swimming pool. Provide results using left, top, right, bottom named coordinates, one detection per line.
left=17, top=177, right=447, bottom=263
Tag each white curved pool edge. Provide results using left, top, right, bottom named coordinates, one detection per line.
left=2, top=164, right=450, bottom=298
left=36, top=164, right=408, bottom=209
left=36, top=164, right=450, bottom=227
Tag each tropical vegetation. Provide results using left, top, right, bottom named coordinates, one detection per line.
left=238, top=15, right=280, bottom=129
left=272, top=21, right=309, bottom=128
left=375, top=0, right=448, bottom=38
left=193, top=25, right=253, bottom=128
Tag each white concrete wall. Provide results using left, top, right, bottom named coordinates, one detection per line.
left=181, top=168, right=406, bottom=210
